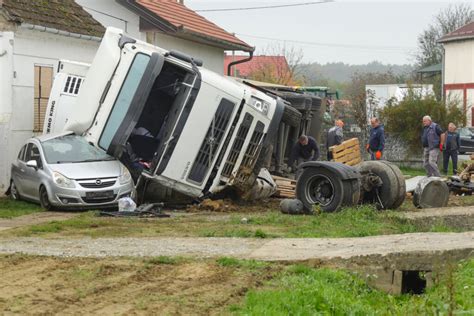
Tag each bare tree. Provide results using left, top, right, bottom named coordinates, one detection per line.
left=416, top=3, right=473, bottom=67
left=247, top=43, right=305, bottom=85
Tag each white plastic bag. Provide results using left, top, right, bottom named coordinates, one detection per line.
left=118, top=197, right=136, bottom=212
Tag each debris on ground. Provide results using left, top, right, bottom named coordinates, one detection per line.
left=413, top=177, right=449, bottom=208
left=99, top=203, right=170, bottom=218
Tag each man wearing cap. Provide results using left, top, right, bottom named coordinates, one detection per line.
left=326, top=119, right=344, bottom=160
left=366, top=117, right=385, bottom=160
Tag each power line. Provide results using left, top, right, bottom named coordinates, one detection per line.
left=236, top=33, right=415, bottom=52
left=194, top=0, right=334, bottom=12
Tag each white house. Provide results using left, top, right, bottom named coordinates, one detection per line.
left=439, top=21, right=474, bottom=127
left=0, top=0, right=252, bottom=194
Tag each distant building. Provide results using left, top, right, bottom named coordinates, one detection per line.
left=439, top=21, right=474, bottom=127
left=224, top=55, right=293, bottom=84
left=365, top=84, right=434, bottom=119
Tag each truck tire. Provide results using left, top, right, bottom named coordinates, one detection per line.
left=296, top=167, right=345, bottom=213
left=377, top=161, right=406, bottom=209
left=281, top=104, right=302, bottom=128
left=358, top=161, right=403, bottom=210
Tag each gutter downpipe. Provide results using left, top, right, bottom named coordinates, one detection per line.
left=20, top=23, right=102, bottom=42
left=227, top=50, right=253, bottom=76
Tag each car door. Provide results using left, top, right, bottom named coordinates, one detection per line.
left=22, top=142, right=44, bottom=200
left=11, top=144, right=27, bottom=196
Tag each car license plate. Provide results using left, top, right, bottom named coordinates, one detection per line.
left=86, top=190, right=114, bottom=199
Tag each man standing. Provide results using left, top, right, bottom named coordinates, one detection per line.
left=422, top=115, right=443, bottom=177
left=288, top=135, right=320, bottom=178
left=367, top=117, right=385, bottom=160
left=442, top=122, right=460, bottom=175
left=326, top=119, right=344, bottom=160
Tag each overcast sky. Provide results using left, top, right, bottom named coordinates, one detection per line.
left=185, top=0, right=469, bottom=65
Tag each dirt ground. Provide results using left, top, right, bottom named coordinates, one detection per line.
left=0, top=254, right=281, bottom=315
left=0, top=212, right=77, bottom=231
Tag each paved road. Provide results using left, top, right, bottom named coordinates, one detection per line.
left=0, top=232, right=472, bottom=261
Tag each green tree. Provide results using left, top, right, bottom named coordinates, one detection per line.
left=380, top=93, right=464, bottom=153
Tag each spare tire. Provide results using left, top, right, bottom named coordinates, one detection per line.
left=413, top=177, right=449, bottom=208
left=377, top=161, right=406, bottom=209
left=357, top=161, right=405, bottom=210
left=281, top=104, right=302, bottom=128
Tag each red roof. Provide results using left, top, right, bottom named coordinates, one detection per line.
left=439, top=21, right=474, bottom=43
left=133, top=0, right=253, bottom=51
left=224, top=55, right=290, bottom=77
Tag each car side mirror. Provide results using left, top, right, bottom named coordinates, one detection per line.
left=26, top=160, right=38, bottom=170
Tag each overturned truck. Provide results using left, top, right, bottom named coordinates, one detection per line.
left=45, top=27, right=405, bottom=211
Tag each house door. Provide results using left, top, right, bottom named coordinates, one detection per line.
left=34, top=65, right=53, bottom=132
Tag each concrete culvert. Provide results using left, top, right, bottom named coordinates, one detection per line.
left=357, top=161, right=406, bottom=210
left=413, top=177, right=450, bottom=208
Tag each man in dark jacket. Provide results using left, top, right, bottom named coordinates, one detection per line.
left=422, top=115, right=443, bottom=177
left=326, top=119, right=344, bottom=160
left=288, top=135, right=320, bottom=178
left=367, top=117, right=385, bottom=160
left=442, top=122, right=460, bottom=175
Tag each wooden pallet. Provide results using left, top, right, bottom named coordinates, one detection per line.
left=272, top=175, right=296, bottom=198
left=329, top=138, right=362, bottom=166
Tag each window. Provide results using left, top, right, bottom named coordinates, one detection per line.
left=42, top=135, right=113, bottom=164
left=17, top=145, right=27, bottom=161
left=34, top=65, right=53, bottom=132
left=25, top=143, right=42, bottom=168
left=99, top=53, right=151, bottom=150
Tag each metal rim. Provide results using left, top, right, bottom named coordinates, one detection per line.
left=304, top=174, right=335, bottom=207
left=40, top=187, right=51, bottom=209
left=10, top=181, right=19, bottom=200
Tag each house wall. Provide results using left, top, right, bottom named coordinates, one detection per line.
left=0, top=28, right=99, bottom=193
left=149, top=32, right=224, bottom=74
left=443, top=40, right=474, bottom=126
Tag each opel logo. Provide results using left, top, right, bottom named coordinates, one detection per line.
left=95, top=179, right=102, bottom=185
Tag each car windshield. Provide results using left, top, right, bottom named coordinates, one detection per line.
left=42, top=135, right=114, bottom=164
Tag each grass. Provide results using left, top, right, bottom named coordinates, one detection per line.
left=0, top=198, right=43, bottom=219
left=234, top=259, right=474, bottom=315
left=399, top=166, right=426, bottom=177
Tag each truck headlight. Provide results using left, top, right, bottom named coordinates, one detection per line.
left=53, top=171, right=75, bottom=188
left=249, top=97, right=270, bottom=115
left=119, top=165, right=132, bottom=184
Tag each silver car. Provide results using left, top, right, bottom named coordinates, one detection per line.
left=9, top=132, right=134, bottom=210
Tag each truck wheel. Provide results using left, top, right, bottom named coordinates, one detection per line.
left=377, top=161, right=406, bottom=209
left=358, top=161, right=403, bottom=210
left=296, top=167, right=345, bottom=213
left=281, top=104, right=302, bottom=127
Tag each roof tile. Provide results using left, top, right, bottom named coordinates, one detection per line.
left=1, top=0, right=105, bottom=37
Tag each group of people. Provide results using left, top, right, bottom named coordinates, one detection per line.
left=288, top=117, right=385, bottom=178
left=287, top=114, right=461, bottom=179
left=422, top=115, right=460, bottom=177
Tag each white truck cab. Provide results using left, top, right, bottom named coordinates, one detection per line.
left=44, top=27, right=285, bottom=202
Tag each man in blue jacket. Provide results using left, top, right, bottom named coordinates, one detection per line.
left=367, top=117, right=385, bottom=160
left=421, top=115, right=443, bottom=177
left=442, top=122, right=460, bottom=175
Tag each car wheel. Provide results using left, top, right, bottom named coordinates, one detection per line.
left=39, top=186, right=55, bottom=211
left=10, top=180, right=21, bottom=201
left=296, top=167, right=344, bottom=213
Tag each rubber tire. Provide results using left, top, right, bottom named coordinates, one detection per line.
left=10, top=180, right=21, bottom=201
left=358, top=161, right=401, bottom=210
left=39, top=186, right=55, bottom=211
left=377, top=161, right=406, bottom=209
left=281, top=104, right=302, bottom=128
left=296, top=167, right=345, bottom=213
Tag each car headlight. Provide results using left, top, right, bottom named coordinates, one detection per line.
left=52, top=171, right=75, bottom=188
left=249, top=97, right=270, bottom=115
left=119, top=165, right=132, bottom=184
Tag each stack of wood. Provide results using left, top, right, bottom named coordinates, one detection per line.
left=272, top=175, right=296, bottom=198
left=329, top=138, right=362, bottom=166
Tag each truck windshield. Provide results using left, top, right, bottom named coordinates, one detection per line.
left=42, top=135, right=113, bottom=164
left=99, top=53, right=151, bottom=150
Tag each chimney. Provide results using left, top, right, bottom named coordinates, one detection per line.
left=178, top=0, right=184, bottom=4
